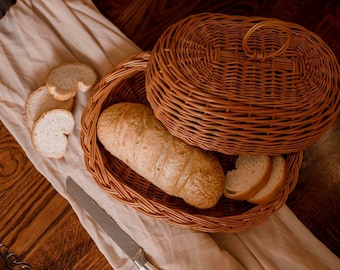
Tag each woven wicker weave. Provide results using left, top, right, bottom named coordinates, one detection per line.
left=81, top=52, right=304, bottom=233
left=146, top=13, right=340, bottom=155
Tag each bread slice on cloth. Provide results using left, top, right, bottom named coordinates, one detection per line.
left=31, top=109, right=75, bottom=159
left=46, top=62, right=97, bottom=101
left=247, top=155, right=287, bottom=204
left=224, top=155, right=272, bottom=200
left=25, top=86, right=74, bottom=131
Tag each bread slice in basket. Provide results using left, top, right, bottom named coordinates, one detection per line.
left=247, top=155, right=287, bottom=204
left=224, top=155, right=272, bottom=200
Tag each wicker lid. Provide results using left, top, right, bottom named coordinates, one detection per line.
left=145, top=13, right=340, bottom=155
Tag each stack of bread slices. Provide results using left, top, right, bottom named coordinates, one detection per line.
left=224, top=154, right=287, bottom=204
left=25, top=62, right=97, bottom=159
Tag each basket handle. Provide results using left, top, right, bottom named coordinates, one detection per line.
left=242, top=20, right=292, bottom=62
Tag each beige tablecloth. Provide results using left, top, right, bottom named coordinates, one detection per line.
left=0, top=1, right=339, bottom=269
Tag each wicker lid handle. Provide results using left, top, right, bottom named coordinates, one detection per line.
left=242, top=20, right=292, bottom=61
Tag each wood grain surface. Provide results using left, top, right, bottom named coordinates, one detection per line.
left=1, top=0, right=339, bottom=269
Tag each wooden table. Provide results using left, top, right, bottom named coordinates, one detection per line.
left=1, top=0, right=339, bottom=269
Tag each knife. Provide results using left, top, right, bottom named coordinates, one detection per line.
left=66, top=176, right=158, bottom=270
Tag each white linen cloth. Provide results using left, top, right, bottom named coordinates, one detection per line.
left=0, top=1, right=339, bottom=269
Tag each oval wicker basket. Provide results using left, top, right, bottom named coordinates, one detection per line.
left=145, top=13, right=340, bottom=155
left=81, top=52, right=304, bottom=233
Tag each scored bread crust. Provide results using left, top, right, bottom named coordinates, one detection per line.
left=46, top=62, right=97, bottom=101
left=247, top=155, right=287, bottom=204
left=31, top=109, right=75, bottom=159
left=25, top=86, right=74, bottom=131
left=224, top=155, right=272, bottom=200
left=97, top=102, right=225, bottom=209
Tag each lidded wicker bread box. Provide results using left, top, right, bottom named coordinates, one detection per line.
left=81, top=13, right=338, bottom=233
left=145, top=13, right=340, bottom=155
left=81, top=52, right=303, bottom=233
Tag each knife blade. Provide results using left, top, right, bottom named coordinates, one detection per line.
left=66, top=176, right=158, bottom=270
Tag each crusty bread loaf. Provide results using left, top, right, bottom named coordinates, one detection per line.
left=247, top=155, right=287, bottom=204
left=25, top=86, right=74, bottom=131
left=46, top=62, right=97, bottom=101
left=97, top=102, right=225, bottom=209
left=32, top=109, right=75, bottom=159
left=224, top=155, right=272, bottom=200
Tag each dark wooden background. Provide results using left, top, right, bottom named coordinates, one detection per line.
left=1, top=0, right=339, bottom=269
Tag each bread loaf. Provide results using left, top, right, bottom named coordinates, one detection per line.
left=97, top=102, right=225, bottom=209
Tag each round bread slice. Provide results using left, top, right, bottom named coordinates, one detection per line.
left=25, top=86, right=74, bottom=131
left=31, top=109, right=75, bottom=159
left=224, top=155, right=272, bottom=200
left=46, top=62, right=97, bottom=101
left=247, top=155, right=287, bottom=204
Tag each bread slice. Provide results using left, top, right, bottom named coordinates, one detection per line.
left=224, top=155, right=272, bottom=200
left=46, top=62, right=97, bottom=101
left=31, top=109, right=75, bottom=159
left=247, top=155, right=287, bottom=204
left=25, top=86, right=74, bottom=131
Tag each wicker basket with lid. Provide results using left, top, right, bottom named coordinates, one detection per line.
left=81, top=52, right=304, bottom=233
left=145, top=13, right=340, bottom=155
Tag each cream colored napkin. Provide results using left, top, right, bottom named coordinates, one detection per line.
left=0, top=1, right=339, bottom=269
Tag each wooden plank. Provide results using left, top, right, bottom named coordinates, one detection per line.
left=0, top=122, right=110, bottom=269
